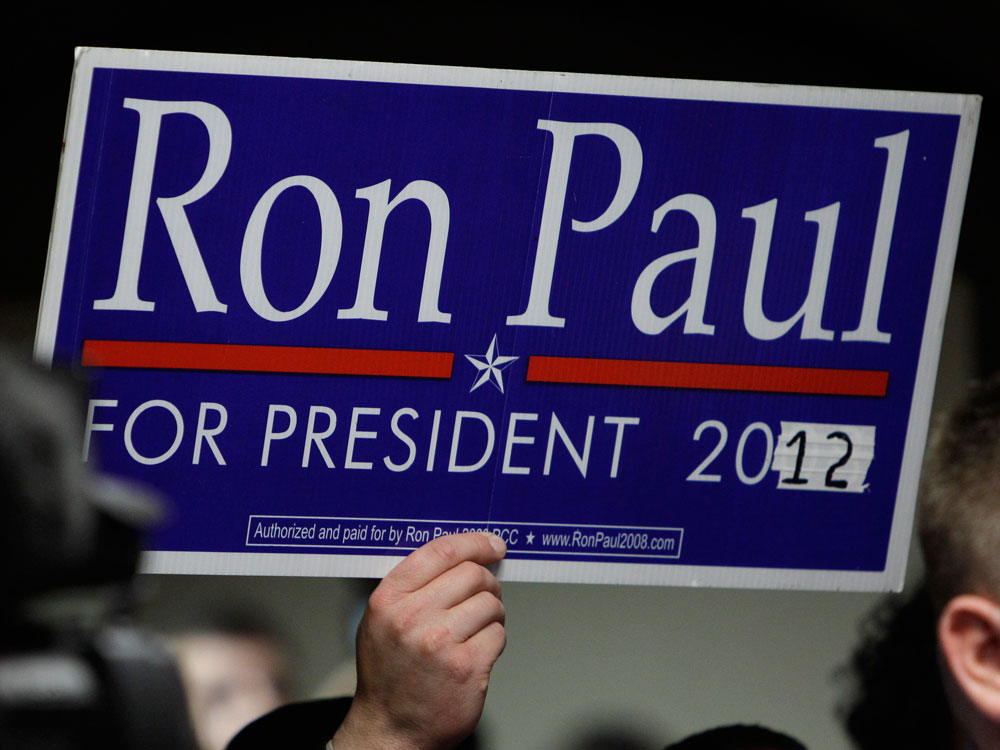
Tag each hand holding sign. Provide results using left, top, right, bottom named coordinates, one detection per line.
left=331, top=532, right=507, bottom=750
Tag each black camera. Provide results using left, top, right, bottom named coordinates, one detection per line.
left=0, top=352, right=196, bottom=750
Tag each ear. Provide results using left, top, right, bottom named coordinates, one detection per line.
left=938, top=594, right=1000, bottom=723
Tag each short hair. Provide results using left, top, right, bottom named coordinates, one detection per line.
left=840, top=583, right=953, bottom=748
left=663, top=724, right=806, bottom=750
left=918, top=372, right=1000, bottom=609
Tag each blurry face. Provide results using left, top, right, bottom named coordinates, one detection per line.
left=173, top=633, right=291, bottom=750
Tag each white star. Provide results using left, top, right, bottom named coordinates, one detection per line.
left=526, top=531, right=535, bottom=545
left=465, top=334, right=519, bottom=393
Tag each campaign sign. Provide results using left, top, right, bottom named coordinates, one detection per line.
left=36, top=48, right=979, bottom=589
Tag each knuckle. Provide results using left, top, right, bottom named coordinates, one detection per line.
left=444, top=650, right=478, bottom=683
left=363, top=602, right=392, bottom=637
left=484, top=570, right=502, bottom=598
left=392, top=601, right=421, bottom=636
left=366, top=588, right=393, bottom=615
left=388, top=616, right=408, bottom=644
left=476, top=562, right=496, bottom=587
left=465, top=560, right=500, bottom=597
left=489, top=620, right=507, bottom=650
left=417, top=623, right=452, bottom=656
left=493, top=596, right=506, bottom=624
left=430, top=538, right=460, bottom=566
left=457, top=559, right=489, bottom=587
left=474, top=589, right=504, bottom=621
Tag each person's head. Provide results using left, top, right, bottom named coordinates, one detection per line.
left=840, top=583, right=953, bottom=749
left=919, top=372, right=1000, bottom=610
left=917, top=372, right=1000, bottom=747
left=662, top=724, right=806, bottom=750
left=169, top=614, right=292, bottom=750
left=0, top=348, right=159, bottom=605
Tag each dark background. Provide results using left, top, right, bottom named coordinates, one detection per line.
left=4, top=9, right=991, bottom=745
left=7, top=3, right=995, bottom=372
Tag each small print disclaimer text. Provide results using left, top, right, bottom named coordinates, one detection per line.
left=246, top=516, right=683, bottom=560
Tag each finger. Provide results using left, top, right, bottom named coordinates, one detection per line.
left=446, top=589, right=506, bottom=643
left=418, top=559, right=502, bottom=611
left=460, top=619, right=507, bottom=670
left=386, top=532, right=506, bottom=594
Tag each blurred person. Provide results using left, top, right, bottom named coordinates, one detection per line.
left=556, top=719, right=661, bottom=750
left=917, top=371, right=1000, bottom=749
left=662, top=724, right=806, bottom=749
left=840, top=583, right=953, bottom=748
left=844, top=373, right=1000, bottom=750
left=170, top=614, right=293, bottom=750
left=0, top=348, right=196, bottom=749
left=313, top=584, right=374, bottom=699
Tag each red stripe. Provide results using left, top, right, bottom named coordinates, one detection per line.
left=82, top=340, right=453, bottom=379
left=526, top=356, right=888, bottom=396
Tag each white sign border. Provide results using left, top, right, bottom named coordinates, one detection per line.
left=41, top=47, right=981, bottom=591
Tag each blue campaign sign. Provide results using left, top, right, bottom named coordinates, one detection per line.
left=36, top=48, right=979, bottom=589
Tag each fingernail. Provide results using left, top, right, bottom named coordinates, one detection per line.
left=481, top=532, right=506, bottom=555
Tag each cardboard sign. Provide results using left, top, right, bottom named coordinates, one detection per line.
left=36, top=48, right=979, bottom=589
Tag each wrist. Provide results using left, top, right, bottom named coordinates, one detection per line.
left=329, top=697, right=424, bottom=750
